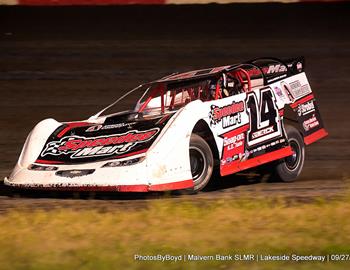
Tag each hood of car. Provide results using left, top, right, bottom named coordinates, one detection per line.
left=35, top=113, right=174, bottom=165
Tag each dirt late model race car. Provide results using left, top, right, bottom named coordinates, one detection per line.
left=5, top=57, right=328, bottom=192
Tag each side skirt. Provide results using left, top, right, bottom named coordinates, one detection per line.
left=4, top=179, right=194, bottom=192
left=221, top=146, right=293, bottom=176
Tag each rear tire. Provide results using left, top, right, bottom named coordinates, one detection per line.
left=189, top=134, right=214, bottom=192
left=273, top=125, right=305, bottom=182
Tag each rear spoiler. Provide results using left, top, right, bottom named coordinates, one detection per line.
left=231, top=57, right=306, bottom=85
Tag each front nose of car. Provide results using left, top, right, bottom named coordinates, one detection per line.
left=4, top=157, right=152, bottom=191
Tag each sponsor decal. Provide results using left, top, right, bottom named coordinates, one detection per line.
left=303, top=115, right=320, bottom=131
left=251, top=126, right=275, bottom=140
left=223, top=133, right=244, bottom=148
left=248, top=64, right=288, bottom=77
left=289, top=80, right=311, bottom=99
left=296, top=62, right=303, bottom=72
left=209, top=101, right=244, bottom=128
left=273, top=86, right=289, bottom=103
left=297, top=100, right=315, bottom=116
left=86, top=122, right=136, bottom=132
left=221, top=152, right=248, bottom=166
left=274, top=86, right=284, bottom=99
left=41, top=128, right=159, bottom=159
left=248, top=138, right=286, bottom=155
left=274, top=85, right=293, bottom=103
left=221, top=132, right=246, bottom=165
left=220, top=133, right=286, bottom=166
left=294, top=98, right=324, bottom=137
left=220, top=125, right=249, bottom=166
left=279, top=81, right=294, bottom=102
left=267, top=64, right=287, bottom=74
left=211, top=66, right=231, bottom=73
left=267, top=74, right=287, bottom=83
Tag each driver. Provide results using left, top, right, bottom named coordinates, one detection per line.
left=208, top=75, right=243, bottom=100
left=222, top=74, right=243, bottom=97
left=209, top=79, right=218, bottom=100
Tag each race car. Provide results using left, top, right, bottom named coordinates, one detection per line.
left=4, top=57, right=328, bottom=192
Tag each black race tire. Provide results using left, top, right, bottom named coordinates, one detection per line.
left=189, top=134, right=214, bottom=192
left=273, top=125, right=305, bottom=182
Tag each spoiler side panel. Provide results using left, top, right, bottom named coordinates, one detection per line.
left=290, top=93, right=328, bottom=145
left=271, top=72, right=328, bottom=145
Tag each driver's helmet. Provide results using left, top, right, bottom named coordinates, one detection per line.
left=222, top=74, right=241, bottom=97
left=209, top=79, right=217, bottom=99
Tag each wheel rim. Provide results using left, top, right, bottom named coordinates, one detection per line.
left=285, top=139, right=300, bottom=170
left=189, top=147, right=206, bottom=183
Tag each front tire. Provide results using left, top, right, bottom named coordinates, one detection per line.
left=273, top=125, right=305, bottom=182
left=189, top=134, right=214, bottom=192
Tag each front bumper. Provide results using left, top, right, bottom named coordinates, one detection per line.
left=4, top=177, right=193, bottom=192
left=4, top=159, right=193, bottom=192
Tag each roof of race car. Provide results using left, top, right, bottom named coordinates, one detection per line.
left=156, top=65, right=234, bottom=83
left=152, top=57, right=303, bottom=85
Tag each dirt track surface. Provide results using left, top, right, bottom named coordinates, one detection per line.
left=0, top=3, right=349, bottom=209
